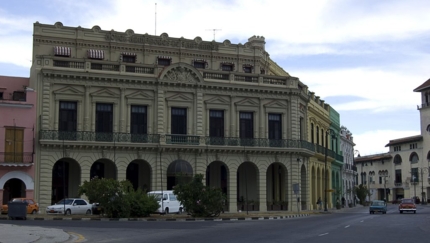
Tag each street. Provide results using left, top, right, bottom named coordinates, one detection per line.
left=2, top=204, right=430, bottom=243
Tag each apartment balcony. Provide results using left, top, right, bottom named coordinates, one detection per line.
left=39, top=130, right=160, bottom=143
left=394, top=181, right=403, bottom=187
left=0, top=152, right=33, bottom=164
left=39, top=131, right=329, bottom=156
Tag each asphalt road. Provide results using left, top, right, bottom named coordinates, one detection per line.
left=3, top=204, right=430, bottom=243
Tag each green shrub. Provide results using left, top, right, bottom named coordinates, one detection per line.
left=174, top=174, right=226, bottom=217
left=78, top=177, right=157, bottom=218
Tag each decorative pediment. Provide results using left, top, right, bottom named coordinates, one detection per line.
left=90, top=88, right=119, bottom=98
left=264, top=100, right=287, bottom=108
left=159, top=63, right=203, bottom=83
left=235, top=98, right=259, bottom=107
left=205, top=96, right=230, bottom=105
left=126, top=90, right=153, bottom=100
left=53, top=86, right=84, bottom=95
left=166, top=93, right=193, bottom=101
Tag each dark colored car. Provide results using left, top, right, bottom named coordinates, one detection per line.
left=92, top=203, right=103, bottom=215
left=369, top=200, right=387, bottom=214
left=399, top=199, right=416, bottom=214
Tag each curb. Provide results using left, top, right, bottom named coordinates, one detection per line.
left=0, top=213, right=310, bottom=222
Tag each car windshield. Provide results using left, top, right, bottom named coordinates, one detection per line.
left=11, top=198, right=23, bottom=202
left=372, top=201, right=385, bottom=206
left=402, top=199, right=413, bottom=204
left=56, top=199, right=74, bottom=205
left=148, top=193, right=162, bottom=201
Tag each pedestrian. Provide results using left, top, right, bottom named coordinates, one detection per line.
left=341, top=197, right=346, bottom=208
left=317, top=197, right=322, bottom=210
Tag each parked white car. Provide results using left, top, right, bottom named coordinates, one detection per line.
left=46, top=198, right=92, bottom=215
left=148, top=190, right=183, bottom=214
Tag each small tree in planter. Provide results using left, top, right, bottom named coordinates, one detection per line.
left=174, top=174, right=226, bottom=217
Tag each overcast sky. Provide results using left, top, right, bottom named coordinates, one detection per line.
left=1, top=0, right=429, bottom=156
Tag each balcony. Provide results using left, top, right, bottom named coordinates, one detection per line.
left=0, top=152, right=33, bottom=164
left=39, top=130, right=160, bottom=143
left=394, top=181, right=403, bottom=187
left=165, top=134, right=200, bottom=145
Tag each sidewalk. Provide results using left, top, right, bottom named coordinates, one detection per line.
left=0, top=223, right=73, bottom=243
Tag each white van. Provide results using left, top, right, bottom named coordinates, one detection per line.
left=147, top=190, right=184, bottom=214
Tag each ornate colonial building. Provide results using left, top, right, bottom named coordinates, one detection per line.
left=356, top=79, right=430, bottom=204
left=340, top=126, right=357, bottom=206
left=30, top=22, right=341, bottom=211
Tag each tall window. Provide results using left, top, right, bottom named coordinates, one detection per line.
left=240, top=112, right=253, bottom=146
left=209, top=110, right=224, bottom=137
left=171, top=108, right=187, bottom=134
left=311, top=123, right=314, bottom=143
left=5, top=127, right=23, bottom=162
left=130, top=105, right=147, bottom=142
left=321, top=128, right=324, bottom=147
left=193, top=61, right=206, bottom=69
left=59, top=101, right=77, bottom=132
left=411, top=168, right=419, bottom=183
left=157, top=57, right=171, bottom=66
left=316, top=126, right=320, bottom=145
left=395, top=169, right=402, bottom=183
left=300, top=117, right=304, bottom=140
left=268, top=114, right=282, bottom=140
left=96, top=103, right=113, bottom=141
left=243, top=66, right=252, bottom=73
left=122, top=55, right=136, bottom=63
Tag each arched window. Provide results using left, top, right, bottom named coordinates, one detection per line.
left=393, top=154, right=402, bottom=165
left=409, top=152, right=419, bottom=164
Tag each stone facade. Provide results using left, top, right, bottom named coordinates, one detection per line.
left=30, top=22, right=341, bottom=212
left=339, top=126, right=356, bottom=206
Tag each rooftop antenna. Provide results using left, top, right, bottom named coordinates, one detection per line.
left=206, top=29, right=221, bottom=41
left=155, top=3, right=157, bottom=35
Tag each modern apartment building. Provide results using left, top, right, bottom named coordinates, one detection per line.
left=30, top=22, right=342, bottom=211
left=0, top=75, right=37, bottom=205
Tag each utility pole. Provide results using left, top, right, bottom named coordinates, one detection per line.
left=206, top=29, right=222, bottom=41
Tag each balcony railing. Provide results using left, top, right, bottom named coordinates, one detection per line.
left=0, top=152, right=33, bottom=164
left=125, top=66, right=154, bottom=74
left=91, top=63, right=120, bottom=71
left=39, top=130, right=160, bottom=143
left=203, top=72, right=229, bottom=80
left=205, top=137, right=315, bottom=150
left=166, top=134, right=200, bottom=145
left=53, top=60, right=85, bottom=69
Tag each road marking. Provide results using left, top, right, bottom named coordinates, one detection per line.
left=319, top=233, right=329, bottom=236
left=67, top=232, right=86, bottom=242
left=345, top=225, right=350, bottom=228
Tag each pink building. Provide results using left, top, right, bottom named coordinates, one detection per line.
left=0, top=75, right=36, bottom=205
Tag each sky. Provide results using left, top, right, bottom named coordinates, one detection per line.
left=1, top=0, right=429, bottom=156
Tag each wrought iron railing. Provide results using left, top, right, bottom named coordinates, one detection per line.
left=53, top=60, right=85, bottom=69
left=203, top=72, right=229, bottom=80
left=205, top=137, right=315, bottom=150
left=335, top=154, right=344, bottom=162
left=39, top=130, right=160, bottom=143
left=0, top=152, right=33, bottom=163
left=91, top=63, right=120, bottom=71
left=166, top=134, right=200, bottom=145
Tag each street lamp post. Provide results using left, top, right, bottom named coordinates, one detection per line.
left=380, top=171, right=389, bottom=202
left=324, top=128, right=336, bottom=212
left=412, top=175, right=417, bottom=204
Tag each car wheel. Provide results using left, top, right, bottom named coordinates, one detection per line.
left=164, top=208, right=169, bottom=214
left=31, top=210, right=37, bottom=214
left=400, top=211, right=403, bottom=214
left=66, top=209, right=71, bottom=215
left=414, top=211, right=416, bottom=214
left=178, top=207, right=183, bottom=214
left=86, top=209, right=92, bottom=215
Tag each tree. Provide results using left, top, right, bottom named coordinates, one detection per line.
left=78, top=177, right=158, bottom=218
left=353, top=184, right=369, bottom=205
left=174, top=174, right=226, bottom=217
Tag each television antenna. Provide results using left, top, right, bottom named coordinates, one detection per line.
left=206, top=29, right=221, bottom=41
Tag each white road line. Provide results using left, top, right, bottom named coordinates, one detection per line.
left=319, top=233, right=329, bottom=236
left=345, top=225, right=350, bottom=228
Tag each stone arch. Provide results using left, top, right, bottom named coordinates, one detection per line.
left=237, top=161, right=259, bottom=211
left=266, top=162, right=288, bottom=209
left=166, top=159, right=193, bottom=190
left=206, top=161, right=229, bottom=194
left=159, top=62, right=204, bottom=83
left=90, top=159, right=117, bottom=180
left=126, top=159, right=152, bottom=192
left=51, top=158, right=81, bottom=204
left=0, top=171, right=34, bottom=190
